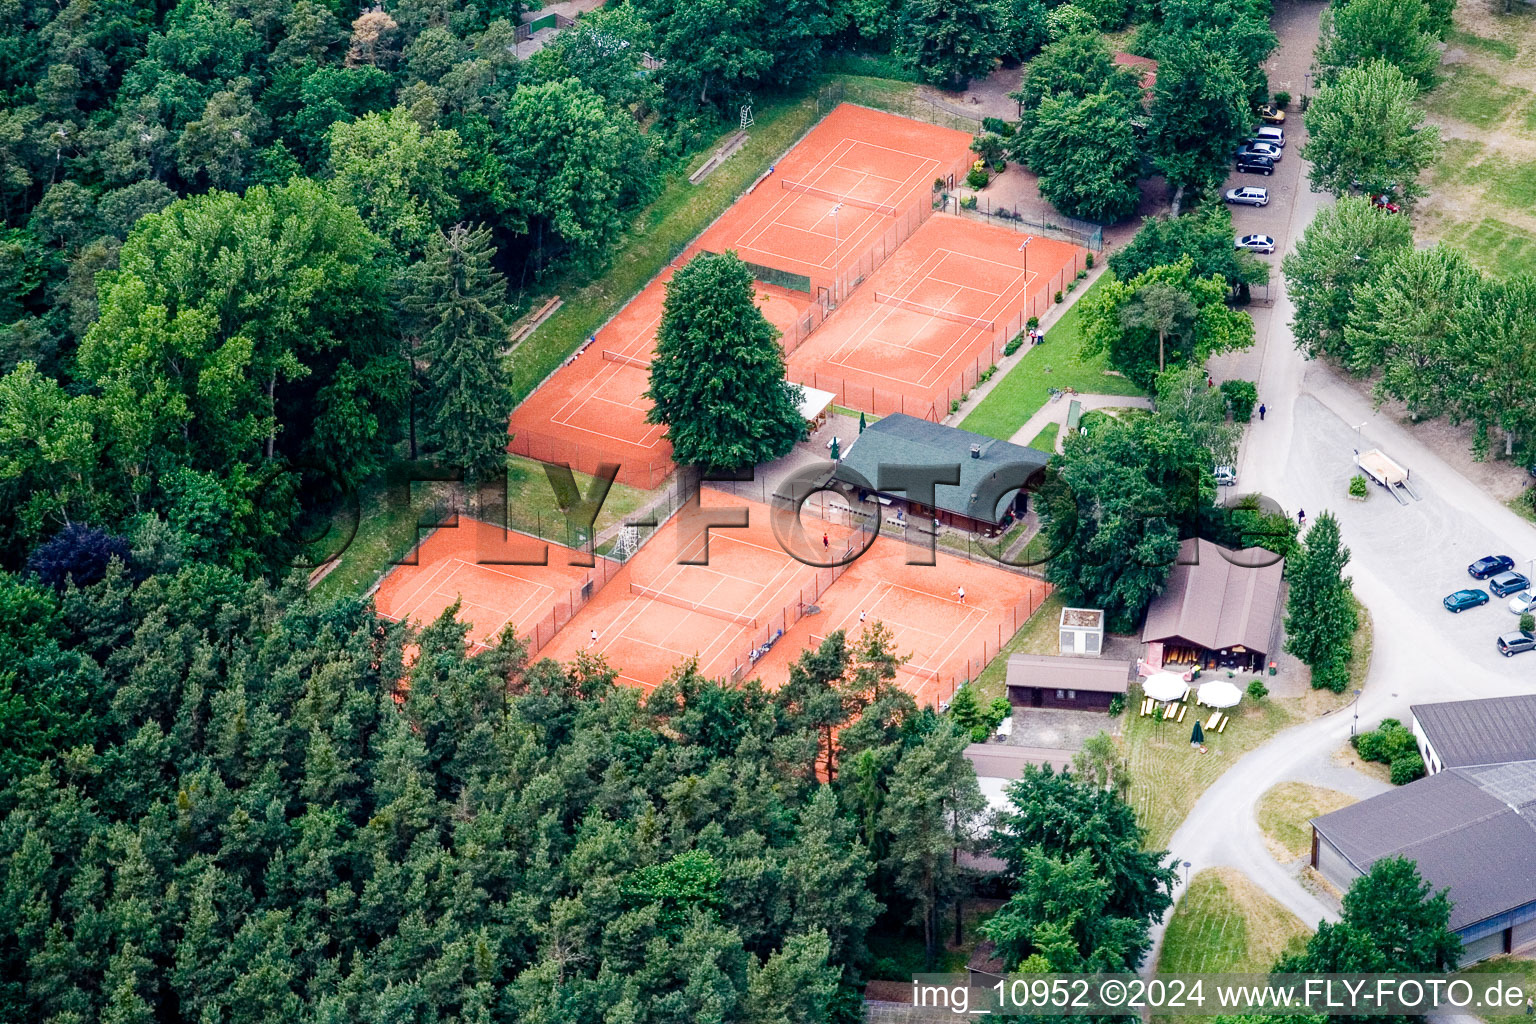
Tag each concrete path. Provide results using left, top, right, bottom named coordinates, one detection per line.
left=1007, top=393, right=1153, bottom=451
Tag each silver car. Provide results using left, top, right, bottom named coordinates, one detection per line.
left=1239, top=141, right=1283, bottom=161
left=1509, top=590, right=1536, bottom=615
left=1255, top=126, right=1285, bottom=147
left=1225, top=187, right=1269, bottom=207
left=1236, top=234, right=1276, bottom=253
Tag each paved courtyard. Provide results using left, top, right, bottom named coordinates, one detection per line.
left=1004, top=707, right=1118, bottom=751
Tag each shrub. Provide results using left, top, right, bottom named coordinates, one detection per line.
left=972, top=133, right=1007, bottom=164
left=1027, top=316, right=1039, bottom=330
left=933, top=177, right=946, bottom=193
left=1054, top=290, right=1063, bottom=303
left=950, top=399, right=960, bottom=412
left=1066, top=280, right=1076, bottom=292
left=1299, top=93, right=1311, bottom=112
left=982, top=116, right=1017, bottom=137
left=1108, top=694, right=1126, bottom=716
left=961, top=195, right=979, bottom=209
left=1357, top=718, right=1417, bottom=766
left=1349, top=474, right=1369, bottom=499
left=1004, top=336, right=1023, bottom=355
left=1084, top=253, right=1094, bottom=269
left=1076, top=269, right=1087, bottom=280
left=1522, top=612, right=1535, bottom=633
left=1389, top=752, right=1426, bottom=785
left=993, top=160, right=1006, bottom=173
left=1273, top=90, right=1291, bottom=108
left=1246, top=678, right=1269, bottom=701
left=1220, top=378, right=1258, bottom=422
left=966, top=167, right=990, bottom=189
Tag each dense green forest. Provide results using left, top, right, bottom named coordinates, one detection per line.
left=0, top=562, right=1174, bottom=1022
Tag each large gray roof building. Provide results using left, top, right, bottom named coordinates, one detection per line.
left=1310, top=695, right=1536, bottom=964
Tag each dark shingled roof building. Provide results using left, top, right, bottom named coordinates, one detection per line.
left=1140, top=537, right=1284, bottom=673
left=829, top=413, right=1048, bottom=536
left=1004, top=653, right=1132, bottom=710
left=1310, top=695, right=1536, bottom=964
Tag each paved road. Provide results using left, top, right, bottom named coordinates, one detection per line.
left=1143, top=0, right=1536, bottom=974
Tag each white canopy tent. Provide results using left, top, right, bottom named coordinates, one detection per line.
left=1197, top=680, right=1242, bottom=709
left=1143, top=671, right=1190, bottom=703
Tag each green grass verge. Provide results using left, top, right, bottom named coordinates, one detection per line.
left=1347, top=593, right=1374, bottom=692
left=1459, top=956, right=1536, bottom=1024
left=1156, top=867, right=1311, bottom=976
left=1450, top=216, right=1536, bottom=279
left=1255, top=782, right=1358, bottom=861
left=1026, top=422, right=1059, bottom=452
left=310, top=455, right=652, bottom=602
left=1423, top=65, right=1528, bottom=129
left=959, top=277, right=1145, bottom=440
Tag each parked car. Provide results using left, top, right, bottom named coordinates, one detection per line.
left=1239, top=141, right=1283, bottom=161
left=1225, top=186, right=1270, bottom=206
left=1254, top=126, right=1285, bottom=147
left=1508, top=590, right=1535, bottom=614
left=1257, top=103, right=1286, bottom=124
left=1490, top=571, right=1530, bottom=597
left=1236, top=234, right=1276, bottom=253
left=1469, top=554, right=1515, bottom=579
left=1444, top=589, right=1490, bottom=613
left=1497, top=630, right=1536, bottom=656
left=1235, top=155, right=1275, bottom=176
left=1214, top=465, right=1237, bottom=486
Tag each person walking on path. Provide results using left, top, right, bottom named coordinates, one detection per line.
left=1259, top=403, right=1266, bottom=421
left=1297, top=508, right=1306, bottom=527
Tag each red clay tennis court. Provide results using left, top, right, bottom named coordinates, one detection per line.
left=538, top=491, right=863, bottom=691
left=372, top=516, right=617, bottom=653
left=750, top=534, right=1051, bottom=708
left=507, top=270, right=816, bottom=490
left=692, top=105, right=975, bottom=296
left=786, top=214, right=1086, bottom=419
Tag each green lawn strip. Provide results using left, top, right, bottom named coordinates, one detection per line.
left=1255, top=782, right=1358, bottom=861
left=1487, top=158, right=1536, bottom=208
left=971, top=593, right=1064, bottom=702
left=1447, top=29, right=1519, bottom=61
left=959, top=277, right=1145, bottom=441
left=1454, top=217, right=1536, bottom=279
left=1124, top=682, right=1349, bottom=851
left=1156, top=867, right=1311, bottom=976
left=310, top=455, right=651, bottom=602
left=1347, top=593, right=1374, bottom=691
left=1026, top=422, right=1059, bottom=451
left=1460, top=956, right=1536, bottom=1024
left=508, top=72, right=947, bottom=405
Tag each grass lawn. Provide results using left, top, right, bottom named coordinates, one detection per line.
left=1418, top=3, right=1536, bottom=279
left=959, top=277, right=1145, bottom=441
left=1026, top=422, right=1059, bottom=452
left=1156, top=867, right=1311, bottom=976
left=1255, top=782, right=1357, bottom=862
left=1422, top=65, right=1528, bottom=129
left=1123, top=682, right=1351, bottom=851
left=1460, top=955, right=1536, bottom=1024
left=310, top=455, right=651, bottom=602
left=1347, top=593, right=1374, bottom=692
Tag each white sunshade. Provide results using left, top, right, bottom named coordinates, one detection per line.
left=1143, top=671, right=1189, bottom=703
left=1198, top=680, right=1242, bottom=709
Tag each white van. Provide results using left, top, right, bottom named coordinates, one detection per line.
left=1255, top=125, right=1285, bottom=147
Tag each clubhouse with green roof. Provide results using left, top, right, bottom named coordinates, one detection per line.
left=827, top=413, right=1049, bottom=536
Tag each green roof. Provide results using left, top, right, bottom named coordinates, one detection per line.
left=831, top=414, right=1049, bottom=522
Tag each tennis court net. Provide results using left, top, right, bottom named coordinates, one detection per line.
left=780, top=179, right=898, bottom=217
left=630, top=582, right=759, bottom=628
left=602, top=349, right=652, bottom=370
left=873, top=292, right=996, bottom=333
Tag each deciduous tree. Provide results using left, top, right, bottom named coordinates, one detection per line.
left=1315, top=0, right=1439, bottom=89
left=1302, top=60, right=1441, bottom=204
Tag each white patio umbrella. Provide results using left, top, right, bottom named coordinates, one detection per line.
left=1197, top=679, right=1242, bottom=709
left=1143, top=671, right=1189, bottom=703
